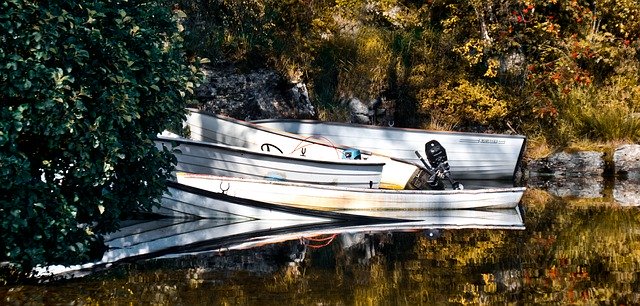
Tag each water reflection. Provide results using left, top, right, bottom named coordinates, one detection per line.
left=29, top=208, right=525, bottom=280
left=614, top=179, right=640, bottom=206
left=5, top=187, right=640, bottom=304
left=528, top=175, right=640, bottom=205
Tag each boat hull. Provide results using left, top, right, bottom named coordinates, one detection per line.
left=175, top=173, right=526, bottom=212
left=156, top=181, right=397, bottom=221
left=155, top=136, right=384, bottom=189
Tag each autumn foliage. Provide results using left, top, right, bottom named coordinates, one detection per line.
left=177, top=0, right=640, bottom=142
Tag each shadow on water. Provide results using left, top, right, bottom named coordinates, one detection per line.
left=3, top=178, right=640, bottom=304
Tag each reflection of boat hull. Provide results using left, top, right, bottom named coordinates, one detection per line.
left=225, top=208, right=525, bottom=251
left=335, top=208, right=525, bottom=228
left=183, top=109, right=431, bottom=190
left=175, top=173, right=526, bottom=212
left=253, top=118, right=527, bottom=180
left=35, top=217, right=339, bottom=278
left=155, top=136, right=384, bottom=189
left=35, top=208, right=524, bottom=278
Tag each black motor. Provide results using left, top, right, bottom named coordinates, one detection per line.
left=414, top=140, right=463, bottom=190
left=425, top=140, right=449, bottom=172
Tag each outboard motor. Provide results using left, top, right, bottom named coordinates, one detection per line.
left=425, top=140, right=449, bottom=172
left=342, top=148, right=362, bottom=160
left=414, top=140, right=463, bottom=190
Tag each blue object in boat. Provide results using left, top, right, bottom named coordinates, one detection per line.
left=342, top=148, right=362, bottom=160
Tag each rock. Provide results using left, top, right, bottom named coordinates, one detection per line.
left=527, top=151, right=604, bottom=177
left=345, top=97, right=370, bottom=124
left=525, top=151, right=606, bottom=198
left=343, top=96, right=395, bottom=125
left=288, top=83, right=315, bottom=117
left=614, top=144, right=640, bottom=179
left=499, top=50, right=526, bottom=87
left=195, top=65, right=315, bottom=120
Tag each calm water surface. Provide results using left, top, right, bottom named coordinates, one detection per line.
left=3, top=186, right=640, bottom=305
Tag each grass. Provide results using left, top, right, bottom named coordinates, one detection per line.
left=316, top=104, right=351, bottom=122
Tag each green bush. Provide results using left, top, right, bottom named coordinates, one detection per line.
left=0, top=0, right=201, bottom=272
left=312, top=28, right=393, bottom=105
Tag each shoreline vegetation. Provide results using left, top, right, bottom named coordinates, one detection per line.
left=177, top=0, right=640, bottom=151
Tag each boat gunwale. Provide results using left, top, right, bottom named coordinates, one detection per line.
left=247, top=113, right=528, bottom=181
left=250, top=117, right=527, bottom=140
left=175, top=173, right=526, bottom=195
left=185, top=109, right=432, bottom=165
left=155, top=135, right=386, bottom=167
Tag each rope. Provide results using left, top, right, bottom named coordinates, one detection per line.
left=304, top=234, right=338, bottom=249
left=289, top=135, right=341, bottom=159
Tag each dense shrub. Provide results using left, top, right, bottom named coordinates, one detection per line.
left=416, top=79, right=509, bottom=129
left=0, top=0, right=201, bottom=272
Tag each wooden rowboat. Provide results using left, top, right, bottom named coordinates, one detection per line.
left=182, top=109, right=433, bottom=190
left=155, top=135, right=384, bottom=189
left=175, top=173, right=526, bottom=213
left=253, top=118, right=527, bottom=181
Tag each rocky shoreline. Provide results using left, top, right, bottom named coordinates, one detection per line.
left=523, top=144, right=640, bottom=204
left=525, top=144, right=640, bottom=179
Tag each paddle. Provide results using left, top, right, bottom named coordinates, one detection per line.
left=414, top=140, right=463, bottom=190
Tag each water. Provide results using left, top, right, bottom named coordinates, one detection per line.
left=3, top=185, right=640, bottom=305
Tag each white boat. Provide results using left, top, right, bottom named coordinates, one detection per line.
left=182, top=109, right=434, bottom=190
left=155, top=135, right=384, bottom=189
left=155, top=180, right=394, bottom=221
left=175, top=173, right=526, bottom=213
left=252, top=118, right=527, bottom=180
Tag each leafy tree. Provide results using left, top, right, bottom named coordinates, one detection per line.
left=0, top=0, right=201, bottom=272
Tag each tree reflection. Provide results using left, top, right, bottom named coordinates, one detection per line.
left=520, top=189, right=640, bottom=304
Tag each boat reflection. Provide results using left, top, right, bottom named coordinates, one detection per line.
left=35, top=208, right=524, bottom=280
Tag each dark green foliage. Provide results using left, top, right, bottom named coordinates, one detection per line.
left=0, top=0, right=201, bottom=271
